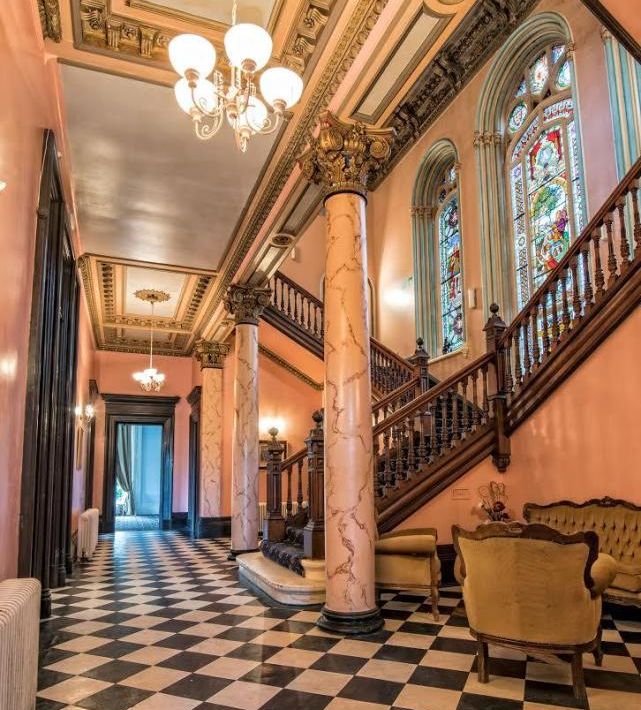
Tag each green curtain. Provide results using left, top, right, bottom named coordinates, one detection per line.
left=116, top=424, right=135, bottom=515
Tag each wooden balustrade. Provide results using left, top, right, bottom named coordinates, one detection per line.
left=269, top=272, right=324, bottom=339
left=499, top=158, right=641, bottom=424
left=370, top=338, right=415, bottom=395
left=280, top=445, right=308, bottom=525
left=372, top=353, right=495, bottom=498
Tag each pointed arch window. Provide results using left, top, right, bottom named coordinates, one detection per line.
left=435, top=164, right=464, bottom=353
left=505, top=43, right=586, bottom=310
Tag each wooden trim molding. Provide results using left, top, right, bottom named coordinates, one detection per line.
left=258, top=343, right=323, bottom=391
left=101, top=394, right=180, bottom=533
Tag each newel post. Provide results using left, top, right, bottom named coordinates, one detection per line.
left=303, top=410, right=325, bottom=560
left=483, top=303, right=510, bottom=472
left=264, top=427, right=286, bottom=542
left=408, top=337, right=430, bottom=394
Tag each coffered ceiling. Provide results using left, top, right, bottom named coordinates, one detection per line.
left=37, top=0, right=525, bottom=355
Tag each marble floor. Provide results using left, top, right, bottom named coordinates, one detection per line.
left=37, top=530, right=641, bottom=710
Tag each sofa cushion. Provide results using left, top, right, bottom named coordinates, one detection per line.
left=611, top=571, right=641, bottom=593
left=375, top=534, right=436, bottom=556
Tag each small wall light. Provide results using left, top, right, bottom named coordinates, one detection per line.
left=260, top=415, right=285, bottom=435
left=0, top=180, right=7, bottom=192
left=75, top=403, right=95, bottom=431
left=384, top=276, right=414, bottom=308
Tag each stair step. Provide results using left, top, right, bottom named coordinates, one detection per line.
left=261, top=539, right=305, bottom=577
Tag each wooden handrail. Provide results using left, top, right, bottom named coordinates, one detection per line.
left=501, top=157, right=641, bottom=343
left=273, top=271, right=323, bottom=310
left=370, top=337, right=414, bottom=377
left=281, top=445, right=306, bottom=471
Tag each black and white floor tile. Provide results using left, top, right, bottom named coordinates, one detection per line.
left=37, top=530, right=641, bottom=710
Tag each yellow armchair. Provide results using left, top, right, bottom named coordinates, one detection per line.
left=375, top=527, right=441, bottom=620
left=453, top=522, right=618, bottom=709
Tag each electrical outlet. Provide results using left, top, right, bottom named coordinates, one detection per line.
left=452, top=488, right=471, bottom=501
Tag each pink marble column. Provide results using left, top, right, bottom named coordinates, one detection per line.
left=194, top=340, right=230, bottom=530
left=299, top=111, right=393, bottom=634
left=224, top=285, right=271, bottom=557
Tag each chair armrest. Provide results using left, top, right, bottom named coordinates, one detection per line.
left=378, top=527, right=438, bottom=541
left=454, top=555, right=464, bottom=585
left=375, top=533, right=437, bottom=556
left=590, top=553, right=618, bottom=597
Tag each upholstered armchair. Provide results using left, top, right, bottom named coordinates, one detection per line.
left=375, top=527, right=440, bottom=620
left=453, top=522, right=618, bottom=708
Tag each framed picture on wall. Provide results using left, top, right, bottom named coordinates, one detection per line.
left=258, top=439, right=289, bottom=469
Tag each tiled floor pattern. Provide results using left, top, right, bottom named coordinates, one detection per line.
left=114, top=516, right=160, bottom=531
left=37, top=530, right=641, bottom=710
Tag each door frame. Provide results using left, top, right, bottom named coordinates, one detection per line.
left=187, top=386, right=202, bottom=538
left=101, top=394, right=179, bottom=533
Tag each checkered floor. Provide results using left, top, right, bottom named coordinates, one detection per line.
left=37, top=530, right=641, bottom=710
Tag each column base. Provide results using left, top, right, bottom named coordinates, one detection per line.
left=228, top=547, right=260, bottom=561
left=317, top=606, right=384, bottom=635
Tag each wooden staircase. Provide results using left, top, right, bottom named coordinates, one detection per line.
left=261, top=157, right=641, bottom=570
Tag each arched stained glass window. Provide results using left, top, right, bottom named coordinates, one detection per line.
left=506, top=43, right=586, bottom=310
left=436, top=164, right=463, bottom=353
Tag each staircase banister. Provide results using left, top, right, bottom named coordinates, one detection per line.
left=273, top=271, right=323, bottom=309
left=500, top=156, right=641, bottom=344
left=372, top=376, right=420, bottom=415
left=370, top=336, right=414, bottom=376
left=281, top=446, right=307, bottom=470
left=373, top=352, right=494, bottom=438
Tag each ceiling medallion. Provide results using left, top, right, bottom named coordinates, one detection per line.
left=168, top=0, right=304, bottom=152
left=132, top=289, right=170, bottom=392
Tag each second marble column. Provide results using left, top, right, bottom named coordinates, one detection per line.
left=224, top=284, right=271, bottom=558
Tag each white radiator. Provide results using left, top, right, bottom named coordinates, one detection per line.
left=78, top=508, right=100, bottom=560
left=0, top=578, right=40, bottom=710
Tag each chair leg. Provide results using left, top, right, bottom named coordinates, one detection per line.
left=593, top=627, right=604, bottom=667
left=477, top=640, right=489, bottom=683
left=571, top=650, right=589, bottom=709
left=429, top=555, right=440, bottom=621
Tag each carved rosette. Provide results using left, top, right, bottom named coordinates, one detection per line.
left=299, top=111, right=394, bottom=201
left=224, top=284, right=272, bottom=327
left=194, top=339, right=231, bottom=369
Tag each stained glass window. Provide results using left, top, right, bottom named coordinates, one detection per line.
left=435, top=164, right=463, bottom=353
left=506, top=43, right=585, bottom=310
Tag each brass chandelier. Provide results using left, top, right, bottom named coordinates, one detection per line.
left=132, top=289, right=170, bottom=392
left=168, top=0, right=303, bottom=152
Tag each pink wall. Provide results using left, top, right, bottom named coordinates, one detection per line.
left=0, top=1, right=63, bottom=580
left=280, top=214, right=326, bottom=300
left=397, top=306, right=641, bottom=543
left=599, top=0, right=641, bottom=44
left=92, top=350, right=194, bottom=513
left=369, top=0, right=618, bottom=379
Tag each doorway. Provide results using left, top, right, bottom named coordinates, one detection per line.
left=115, top=423, right=163, bottom=531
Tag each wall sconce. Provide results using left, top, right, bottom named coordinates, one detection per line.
left=260, top=415, right=285, bottom=435
left=384, top=276, right=414, bottom=308
left=75, top=403, right=95, bottom=431
left=0, top=180, right=6, bottom=192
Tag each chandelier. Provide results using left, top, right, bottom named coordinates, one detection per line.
left=132, top=289, right=169, bottom=392
left=168, top=0, right=303, bottom=152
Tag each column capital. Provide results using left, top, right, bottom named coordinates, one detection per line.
left=194, top=339, right=230, bottom=369
left=299, top=111, right=394, bottom=201
left=224, top=284, right=272, bottom=326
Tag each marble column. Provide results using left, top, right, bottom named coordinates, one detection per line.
left=299, top=111, right=393, bottom=634
left=194, top=340, right=230, bottom=529
left=224, top=284, right=271, bottom=558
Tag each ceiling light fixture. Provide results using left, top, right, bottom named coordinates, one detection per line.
left=133, top=289, right=170, bottom=392
left=168, top=0, right=303, bottom=152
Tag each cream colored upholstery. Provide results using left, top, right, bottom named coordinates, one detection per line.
left=453, top=522, right=617, bottom=708
left=524, top=498, right=641, bottom=605
left=375, top=527, right=440, bottom=619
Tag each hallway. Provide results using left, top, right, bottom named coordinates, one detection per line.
left=36, top=531, right=641, bottom=710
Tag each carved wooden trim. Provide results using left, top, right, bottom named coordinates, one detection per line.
left=524, top=497, right=641, bottom=518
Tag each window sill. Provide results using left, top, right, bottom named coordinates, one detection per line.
left=430, top=344, right=470, bottom=365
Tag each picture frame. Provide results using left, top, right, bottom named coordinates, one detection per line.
left=259, top=439, right=289, bottom=469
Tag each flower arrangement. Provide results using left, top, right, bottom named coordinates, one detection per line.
left=478, top=481, right=509, bottom=522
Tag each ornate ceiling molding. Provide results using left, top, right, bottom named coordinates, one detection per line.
left=375, top=0, right=540, bottom=185
left=39, top=0, right=62, bottom=42
left=200, top=0, right=390, bottom=339
left=78, top=253, right=216, bottom=356
left=258, top=344, right=323, bottom=391
left=281, top=0, right=334, bottom=74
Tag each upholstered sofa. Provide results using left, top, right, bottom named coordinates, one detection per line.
left=524, top=497, right=641, bottom=607
left=375, top=527, right=441, bottom=619
left=453, top=522, right=618, bottom=708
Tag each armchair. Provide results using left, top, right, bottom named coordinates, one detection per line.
left=452, top=522, right=618, bottom=708
left=375, top=527, right=441, bottom=620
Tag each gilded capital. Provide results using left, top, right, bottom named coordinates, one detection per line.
left=224, top=284, right=272, bottom=326
left=299, top=111, right=394, bottom=200
left=194, top=339, right=230, bottom=369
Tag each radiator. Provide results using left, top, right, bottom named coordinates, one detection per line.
left=78, top=507, right=100, bottom=560
left=0, top=578, right=40, bottom=710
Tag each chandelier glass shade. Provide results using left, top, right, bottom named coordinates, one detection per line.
left=168, top=2, right=303, bottom=152
left=132, top=290, right=169, bottom=392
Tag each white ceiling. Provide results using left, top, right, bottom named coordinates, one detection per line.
left=124, top=267, right=184, bottom=317
left=61, top=64, right=277, bottom=270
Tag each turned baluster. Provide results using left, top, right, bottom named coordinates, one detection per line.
left=406, top=415, right=416, bottom=475
left=522, top=319, right=532, bottom=379
left=541, top=297, right=550, bottom=358
left=398, top=421, right=409, bottom=480
left=561, top=270, right=571, bottom=334
left=581, top=242, right=594, bottom=308
left=285, top=463, right=293, bottom=522
left=604, top=211, right=618, bottom=286
left=616, top=195, right=631, bottom=271
left=461, top=375, right=469, bottom=437
left=319, top=307, right=324, bottom=337
left=425, top=403, right=434, bottom=460
left=294, top=291, right=301, bottom=326
left=296, top=459, right=304, bottom=513
left=440, top=393, right=448, bottom=452
left=550, top=281, right=560, bottom=346
left=631, top=179, right=641, bottom=258
left=382, top=430, right=392, bottom=488
left=592, top=228, right=605, bottom=300
left=513, top=328, right=522, bottom=390
left=481, top=364, right=489, bottom=423
left=530, top=308, right=540, bottom=368
left=503, top=335, right=514, bottom=400
left=450, top=386, right=459, bottom=444
left=570, top=256, right=582, bottom=323
left=471, top=370, right=481, bottom=425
